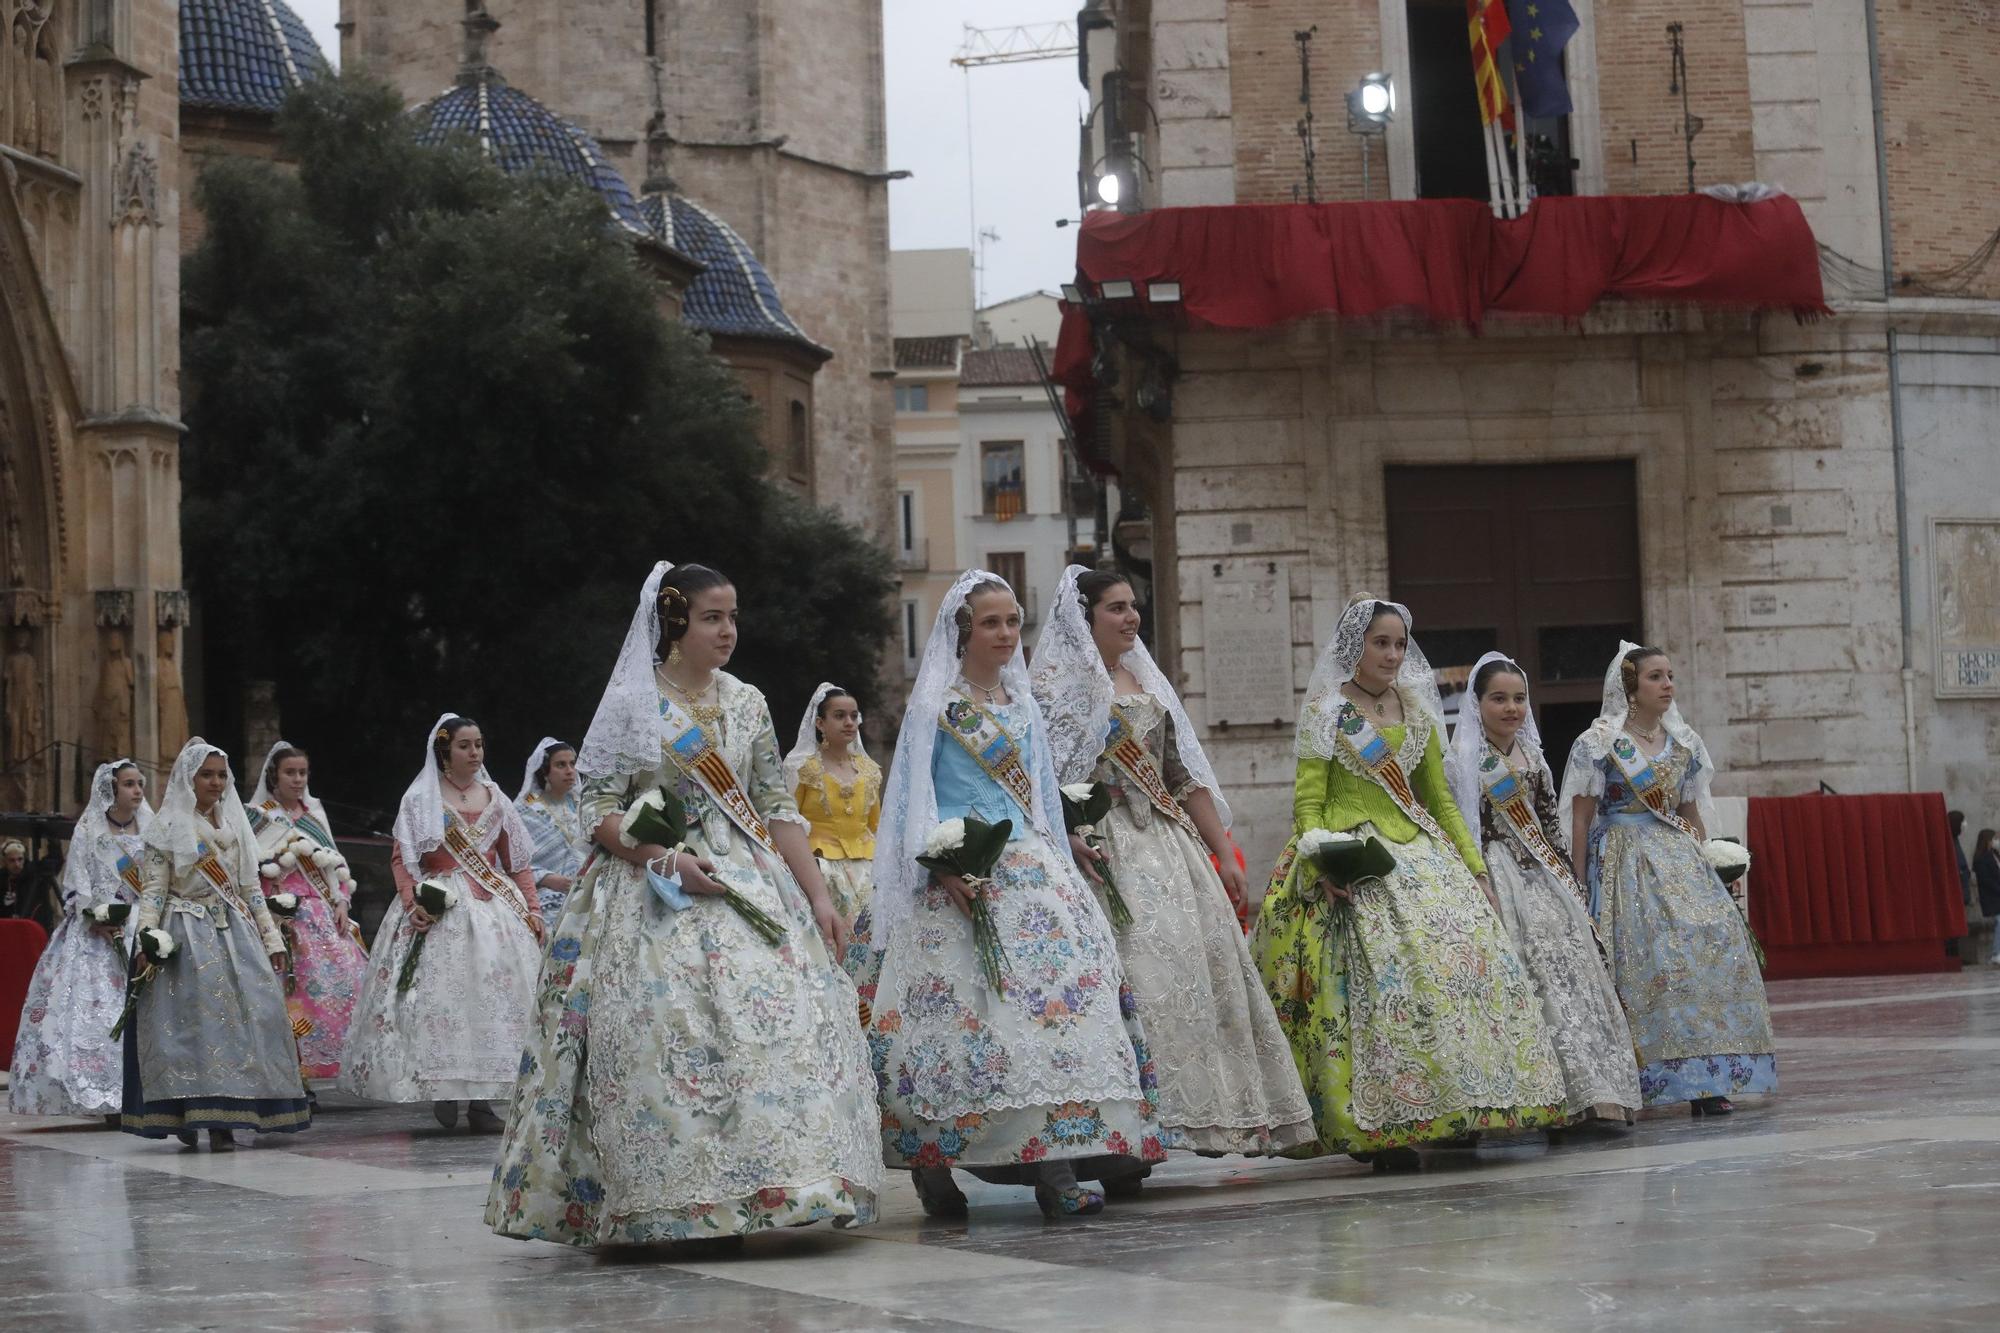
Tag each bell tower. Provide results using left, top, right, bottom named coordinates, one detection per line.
left=341, top=0, right=894, bottom=538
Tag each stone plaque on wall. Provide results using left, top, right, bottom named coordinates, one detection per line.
left=1931, top=518, right=2000, bottom=698
left=1204, top=560, right=1296, bottom=727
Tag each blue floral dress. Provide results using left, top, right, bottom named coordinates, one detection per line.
left=846, top=696, right=1167, bottom=1180
left=1574, top=737, right=1777, bottom=1105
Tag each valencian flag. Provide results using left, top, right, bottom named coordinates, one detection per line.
left=1508, top=0, right=1581, bottom=118
left=1466, top=0, right=1512, bottom=127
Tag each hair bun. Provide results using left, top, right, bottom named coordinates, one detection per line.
left=1348, top=591, right=1380, bottom=608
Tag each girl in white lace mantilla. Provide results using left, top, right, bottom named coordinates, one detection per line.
left=1559, top=642, right=1775, bottom=1114
left=1444, top=653, right=1641, bottom=1125
left=784, top=683, right=881, bottom=923
left=486, top=562, right=881, bottom=1248
left=338, top=715, right=545, bottom=1132
left=1030, top=565, right=1313, bottom=1157
left=121, top=741, right=310, bottom=1147
left=848, top=569, right=1167, bottom=1220
left=515, top=736, right=586, bottom=922
left=9, top=760, right=151, bottom=1117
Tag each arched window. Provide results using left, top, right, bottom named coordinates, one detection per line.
left=788, top=400, right=810, bottom=482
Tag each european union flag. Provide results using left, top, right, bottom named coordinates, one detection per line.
left=1508, top=0, right=1580, bottom=118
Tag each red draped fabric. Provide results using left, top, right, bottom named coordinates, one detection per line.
left=0, top=918, right=49, bottom=1058
left=1053, top=194, right=1828, bottom=428
left=1746, top=792, right=1967, bottom=980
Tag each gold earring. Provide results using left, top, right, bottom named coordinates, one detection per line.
left=667, top=641, right=683, bottom=666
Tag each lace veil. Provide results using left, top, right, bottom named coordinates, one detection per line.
left=516, top=736, right=572, bottom=804
left=245, top=737, right=320, bottom=812
left=1444, top=651, right=1551, bottom=831
left=1030, top=563, right=1232, bottom=827
left=871, top=569, right=1067, bottom=941
left=577, top=560, right=673, bottom=782
left=782, top=681, right=870, bottom=793
left=1556, top=639, right=1718, bottom=847
left=146, top=739, right=260, bottom=887
left=64, top=758, right=153, bottom=904
left=391, top=711, right=493, bottom=869
left=1296, top=595, right=1444, bottom=760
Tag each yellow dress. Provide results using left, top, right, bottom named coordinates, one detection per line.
left=794, top=753, right=881, bottom=921
left=1249, top=695, right=1566, bottom=1154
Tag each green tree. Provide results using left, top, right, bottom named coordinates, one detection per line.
left=182, top=76, right=892, bottom=825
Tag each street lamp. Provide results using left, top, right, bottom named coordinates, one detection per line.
left=1346, top=72, right=1394, bottom=199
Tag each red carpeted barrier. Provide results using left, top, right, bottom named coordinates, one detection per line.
left=1746, top=792, right=1967, bottom=980
left=0, top=918, right=49, bottom=1058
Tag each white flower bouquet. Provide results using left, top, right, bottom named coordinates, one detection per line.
left=1296, top=828, right=1397, bottom=899
left=624, top=786, right=784, bottom=945
left=108, top=927, right=177, bottom=1040
left=86, top=901, right=133, bottom=965
left=396, top=880, right=461, bottom=993
left=266, top=892, right=303, bottom=992
left=916, top=815, right=1013, bottom=992
left=1701, top=838, right=1751, bottom=886
left=1057, top=781, right=1132, bottom=929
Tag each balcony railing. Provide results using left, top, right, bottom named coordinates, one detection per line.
left=897, top=538, right=929, bottom=572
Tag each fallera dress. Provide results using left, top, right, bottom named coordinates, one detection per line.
left=248, top=797, right=368, bottom=1080
left=518, top=789, right=587, bottom=923
left=1252, top=693, right=1566, bottom=1154
left=794, top=752, right=881, bottom=923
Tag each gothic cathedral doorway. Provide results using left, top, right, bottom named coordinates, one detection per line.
left=1385, top=460, right=1643, bottom=772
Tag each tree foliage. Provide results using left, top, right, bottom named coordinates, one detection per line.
left=182, top=76, right=893, bottom=826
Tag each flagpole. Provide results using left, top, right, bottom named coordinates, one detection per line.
left=1482, top=117, right=1506, bottom=217
left=1492, top=119, right=1519, bottom=217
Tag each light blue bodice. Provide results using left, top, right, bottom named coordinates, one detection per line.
left=931, top=699, right=1038, bottom=839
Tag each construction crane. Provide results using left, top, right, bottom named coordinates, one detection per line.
left=951, top=21, right=1077, bottom=67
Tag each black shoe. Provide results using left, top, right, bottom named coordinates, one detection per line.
left=1371, top=1147, right=1421, bottom=1173
left=911, top=1167, right=969, bottom=1219
left=1691, top=1096, right=1734, bottom=1118
left=174, top=1129, right=198, bottom=1149
left=209, top=1129, right=236, bottom=1152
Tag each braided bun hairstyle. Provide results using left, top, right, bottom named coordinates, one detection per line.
left=655, top=564, right=732, bottom=656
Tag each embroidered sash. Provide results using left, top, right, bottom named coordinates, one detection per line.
left=1102, top=704, right=1203, bottom=842
left=1334, top=705, right=1448, bottom=843
left=114, top=851, right=143, bottom=898
left=1477, top=748, right=1589, bottom=908
left=1606, top=734, right=1700, bottom=838
left=941, top=695, right=1037, bottom=814
left=441, top=813, right=536, bottom=925
left=660, top=695, right=777, bottom=855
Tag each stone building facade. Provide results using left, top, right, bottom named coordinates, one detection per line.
left=1078, top=1, right=2000, bottom=878
left=339, top=0, right=896, bottom=540
left=1, top=0, right=185, bottom=810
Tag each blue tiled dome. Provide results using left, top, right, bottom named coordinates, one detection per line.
left=640, top=193, right=824, bottom=351
left=180, top=0, right=330, bottom=115
left=412, top=73, right=650, bottom=238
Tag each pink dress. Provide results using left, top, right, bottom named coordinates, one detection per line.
left=250, top=799, right=369, bottom=1080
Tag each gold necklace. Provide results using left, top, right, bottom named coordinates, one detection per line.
left=821, top=749, right=860, bottom=816
left=1349, top=680, right=1393, bottom=717
left=1626, top=718, right=1664, bottom=744
left=660, top=667, right=725, bottom=731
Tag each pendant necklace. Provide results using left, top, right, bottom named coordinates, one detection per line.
left=960, top=675, right=1002, bottom=706
left=1351, top=679, right=1393, bottom=717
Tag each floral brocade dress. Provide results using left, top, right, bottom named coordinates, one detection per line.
left=1574, top=737, right=1777, bottom=1105
left=8, top=826, right=142, bottom=1115
left=519, top=791, right=587, bottom=923
left=485, top=673, right=881, bottom=1246
left=249, top=800, right=368, bottom=1080
left=1251, top=699, right=1565, bottom=1154
left=794, top=753, right=881, bottom=923
left=846, top=696, right=1168, bottom=1178
left=1089, top=693, right=1314, bottom=1155
left=1472, top=753, right=1641, bottom=1121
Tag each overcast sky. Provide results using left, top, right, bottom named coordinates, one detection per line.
left=288, top=2, right=1084, bottom=308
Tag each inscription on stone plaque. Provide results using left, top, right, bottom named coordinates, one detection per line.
left=1931, top=518, right=2000, bottom=699
left=1204, top=560, right=1296, bottom=726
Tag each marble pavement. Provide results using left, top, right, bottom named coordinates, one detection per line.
left=4, top=970, right=1999, bottom=1331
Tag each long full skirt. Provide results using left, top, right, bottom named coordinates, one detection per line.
left=1098, top=803, right=1314, bottom=1154
left=120, top=907, right=311, bottom=1137
left=846, top=832, right=1168, bottom=1177
left=1488, top=852, right=1641, bottom=1119
left=338, top=885, right=542, bottom=1102
left=1252, top=823, right=1567, bottom=1154
left=1590, top=812, right=1777, bottom=1104
left=818, top=855, right=875, bottom=925
left=485, top=833, right=882, bottom=1247
left=266, top=869, right=368, bottom=1080
left=9, top=913, right=131, bottom=1115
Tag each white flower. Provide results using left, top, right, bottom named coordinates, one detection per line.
left=437, top=884, right=461, bottom=911
left=259, top=860, right=282, bottom=880
left=1060, top=783, right=1097, bottom=803
left=87, top=904, right=113, bottom=923
left=924, top=818, right=968, bottom=858
left=1702, top=840, right=1751, bottom=870
left=1297, top=829, right=1358, bottom=859
left=270, top=893, right=299, bottom=912
left=278, top=851, right=298, bottom=870
left=142, top=928, right=176, bottom=960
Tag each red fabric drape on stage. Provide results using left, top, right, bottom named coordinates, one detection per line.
left=0, top=918, right=49, bottom=1058
left=1746, top=792, right=1967, bottom=980
left=1053, top=194, right=1829, bottom=426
